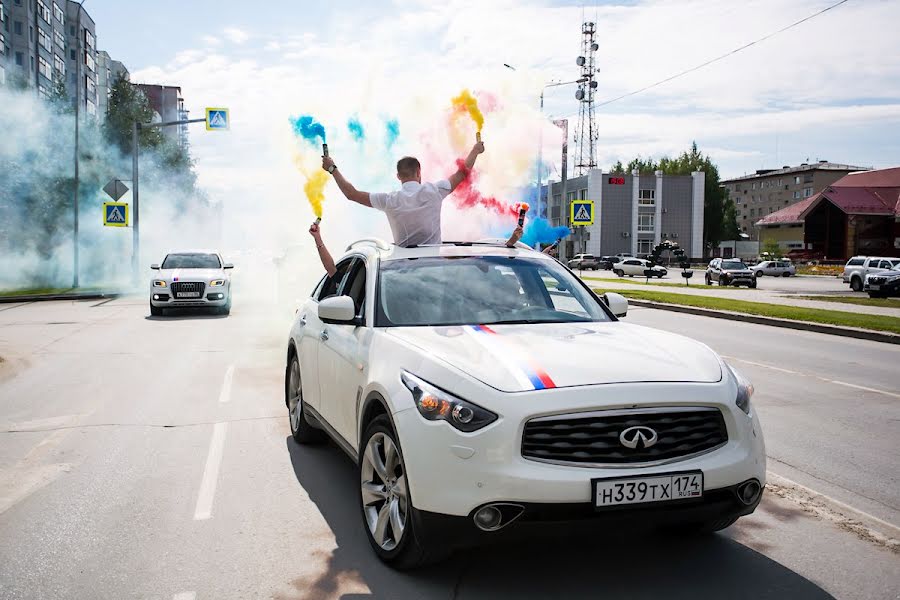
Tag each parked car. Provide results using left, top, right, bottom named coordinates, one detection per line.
left=597, top=255, right=623, bottom=270
left=753, top=260, right=796, bottom=278
left=616, top=252, right=635, bottom=259
left=149, top=250, right=234, bottom=316
left=614, top=258, right=667, bottom=278
left=285, top=239, right=765, bottom=568
left=568, top=253, right=601, bottom=270
left=864, top=264, right=900, bottom=298
left=706, top=258, right=756, bottom=288
left=842, top=256, right=900, bottom=292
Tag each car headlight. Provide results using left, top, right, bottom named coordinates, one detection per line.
left=401, top=371, right=497, bottom=432
left=727, top=364, right=754, bottom=415
left=153, top=280, right=167, bottom=288
left=210, top=279, right=225, bottom=287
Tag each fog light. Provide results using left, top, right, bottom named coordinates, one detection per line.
left=153, top=294, right=159, bottom=300
left=473, top=506, right=503, bottom=531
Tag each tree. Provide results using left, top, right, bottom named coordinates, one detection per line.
left=611, top=142, right=733, bottom=254
left=47, top=74, right=72, bottom=115
left=762, top=237, right=781, bottom=257
left=104, top=73, right=162, bottom=154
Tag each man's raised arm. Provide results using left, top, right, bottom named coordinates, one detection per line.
left=448, top=141, right=485, bottom=191
left=322, top=156, right=372, bottom=207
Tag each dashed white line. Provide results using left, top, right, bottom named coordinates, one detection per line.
left=218, top=365, right=235, bottom=404
left=193, top=422, right=228, bottom=521
left=826, top=379, right=900, bottom=399
left=172, top=593, right=196, bottom=600
left=725, top=356, right=798, bottom=374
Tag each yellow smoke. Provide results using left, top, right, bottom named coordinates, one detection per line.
left=292, top=150, right=327, bottom=218
left=452, top=89, right=484, bottom=132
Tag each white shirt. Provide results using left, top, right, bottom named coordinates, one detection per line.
left=370, top=180, right=452, bottom=247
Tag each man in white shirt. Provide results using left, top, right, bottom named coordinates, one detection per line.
left=321, top=142, right=485, bottom=247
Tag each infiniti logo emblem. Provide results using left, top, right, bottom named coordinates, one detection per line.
left=619, top=426, right=658, bottom=449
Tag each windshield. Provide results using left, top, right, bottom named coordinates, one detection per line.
left=722, top=261, right=748, bottom=270
left=162, top=253, right=221, bottom=269
left=376, top=255, right=612, bottom=327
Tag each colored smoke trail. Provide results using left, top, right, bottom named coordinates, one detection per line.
left=451, top=159, right=518, bottom=218
left=289, top=115, right=327, bottom=145
left=347, top=117, right=365, bottom=142
left=451, top=89, right=484, bottom=132
left=304, top=170, right=329, bottom=218
left=385, top=119, right=399, bottom=149
left=521, top=218, right=571, bottom=247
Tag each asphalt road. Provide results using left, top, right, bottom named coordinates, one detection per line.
left=0, top=297, right=897, bottom=600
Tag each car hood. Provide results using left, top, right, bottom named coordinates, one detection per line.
left=156, top=268, right=226, bottom=281
left=386, top=322, right=722, bottom=393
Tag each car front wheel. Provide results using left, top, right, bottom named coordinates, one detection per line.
left=150, top=302, right=163, bottom=317
left=359, top=415, right=442, bottom=569
left=286, top=354, right=326, bottom=444
left=850, top=277, right=863, bottom=292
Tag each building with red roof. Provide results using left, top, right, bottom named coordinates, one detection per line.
left=755, top=167, right=900, bottom=260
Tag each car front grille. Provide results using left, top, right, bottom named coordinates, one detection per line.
left=522, top=408, right=728, bottom=466
left=171, top=282, right=206, bottom=297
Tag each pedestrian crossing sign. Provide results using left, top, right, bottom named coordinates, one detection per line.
left=205, top=107, right=230, bottom=131
left=103, top=202, right=129, bottom=227
left=571, top=200, right=595, bottom=226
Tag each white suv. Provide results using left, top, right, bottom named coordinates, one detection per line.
left=842, top=256, right=900, bottom=291
left=285, top=240, right=766, bottom=568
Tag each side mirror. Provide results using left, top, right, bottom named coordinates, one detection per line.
left=319, top=295, right=359, bottom=325
left=150, top=264, right=160, bottom=270
left=223, top=263, right=234, bottom=269
left=602, top=292, right=628, bottom=318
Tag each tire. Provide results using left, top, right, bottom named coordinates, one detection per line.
left=718, top=278, right=726, bottom=286
left=285, top=353, right=326, bottom=445
left=150, top=302, right=163, bottom=317
left=749, top=280, right=757, bottom=289
left=615, top=269, right=624, bottom=278
left=782, top=272, right=790, bottom=277
left=850, top=277, right=863, bottom=292
left=359, top=415, right=442, bottom=569
left=755, top=271, right=763, bottom=278
left=705, top=275, right=712, bottom=286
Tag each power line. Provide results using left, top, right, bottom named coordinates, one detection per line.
left=591, top=0, right=851, bottom=110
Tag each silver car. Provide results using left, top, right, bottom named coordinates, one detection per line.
left=842, top=256, right=900, bottom=292
left=753, top=260, right=795, bottom=278
left=150, top=250, right=234, bottom=316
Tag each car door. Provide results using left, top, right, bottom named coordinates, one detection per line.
left=708, top=259, right=720, bottom=281
left=297, top=258, right=354, bottom=415
left=317, top=256, right=371, bottom=446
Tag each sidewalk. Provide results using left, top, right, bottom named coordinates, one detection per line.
left=582, top=276, right=900, bottom=318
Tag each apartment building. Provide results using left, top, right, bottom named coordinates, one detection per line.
left=136, top=84, right=190, bottom=151
left=545, top=169, right=706, bottom=261
left=721, top=161, right=869, bottom=241
left=96, top=49, right=128, bottom=118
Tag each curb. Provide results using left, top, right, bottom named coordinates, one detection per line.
left=626, top=299, right=900, bottom=345
left=0, top=292, right=120, bottom=304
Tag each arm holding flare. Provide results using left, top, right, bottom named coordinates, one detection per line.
left=322, top=155, right=372, bottom=207
left=448, top=139, right=485, bottom=192
left=309, top=221, right=337, bottom=277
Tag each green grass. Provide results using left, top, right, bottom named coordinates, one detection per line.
left=795, top=295, right=900, bottom=308
left=583, top=275, right=752, bottom=290
left=595, top=288, right=900, bottom=335
left=0, top=287, right=75, bottom=297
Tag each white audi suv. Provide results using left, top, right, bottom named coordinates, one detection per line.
left=150, top=250, right=233, bottom=316
left=285, top=239, right=765, bottom=568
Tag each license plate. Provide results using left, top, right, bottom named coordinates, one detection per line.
left=869, top=284, right=880, bottom=290
left=177, top=292, right=201, bottom=298
left=593, top=471, right=703, bottom=509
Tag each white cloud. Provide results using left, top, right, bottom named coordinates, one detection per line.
left=222, top=27, right=249, bottom=44
left=200, top=35, right=221, bottom=47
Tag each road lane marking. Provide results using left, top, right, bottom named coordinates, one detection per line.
left=193, top=422, right=228, bottom=521
left=218, top=364, right=235, bottom=404
left=723, top=355, right=899, bottom=398
left=766, top=471, right=899, bottom=552
left=173, top=593, right=196, bottom=600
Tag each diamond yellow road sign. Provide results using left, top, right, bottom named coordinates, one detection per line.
left=571, top=200, right=594, bottom=226
left=205, top=107, right=229, bottom=131
left=103, top=202, right=129, bottom=227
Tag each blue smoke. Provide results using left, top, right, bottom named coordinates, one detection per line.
left=288, top=115, right=326, bottom=144
left=347, top=117, right=365, bottom=142
left=521, top=217, right=571, bottom=247
left=385, top=118, right=399, bottom=148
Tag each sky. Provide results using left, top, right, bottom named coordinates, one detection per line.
left=77, top=0, right=900, bottom=249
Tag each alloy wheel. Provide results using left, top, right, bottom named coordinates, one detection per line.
left=361, top=432, right=407, bottom=551
left=288, top=359, right=301, bottom=432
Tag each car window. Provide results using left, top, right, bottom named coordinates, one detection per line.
left=317, top=259, right=354, bottom=301
left=341, top=258, right=367, bottom=318
left=722, top=260, right=747, bottom=270
left=161, top=253, right=221, bottom=269
left=376, top=255, right=612, bottom=327
left=847, top=258, right=864, bottom=266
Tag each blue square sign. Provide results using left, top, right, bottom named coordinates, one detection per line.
left=206, top=107, right=229, bottom=131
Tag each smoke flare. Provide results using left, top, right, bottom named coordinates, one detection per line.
left=451, top=89, right=484, bottom=133
left=289, top=115, right=327, bottom=145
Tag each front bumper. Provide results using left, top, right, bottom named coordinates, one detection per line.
left=150, top=287, right=229, bottom=307
left=393, top=384, right=766, bottom=519
left=865, top=278, right=900, bottom=295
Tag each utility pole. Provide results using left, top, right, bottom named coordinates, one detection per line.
left=72, top=1, right=87, bottom=288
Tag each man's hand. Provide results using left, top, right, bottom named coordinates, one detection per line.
left=473, top=140, right=485, bottom=155
left=321, top=156, right=335, bottom=172
left=506, top=226, right=524, bottom=248
left=542, top=245, right=555, bottom=255
left=309, top=222, right=322, bottom=240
